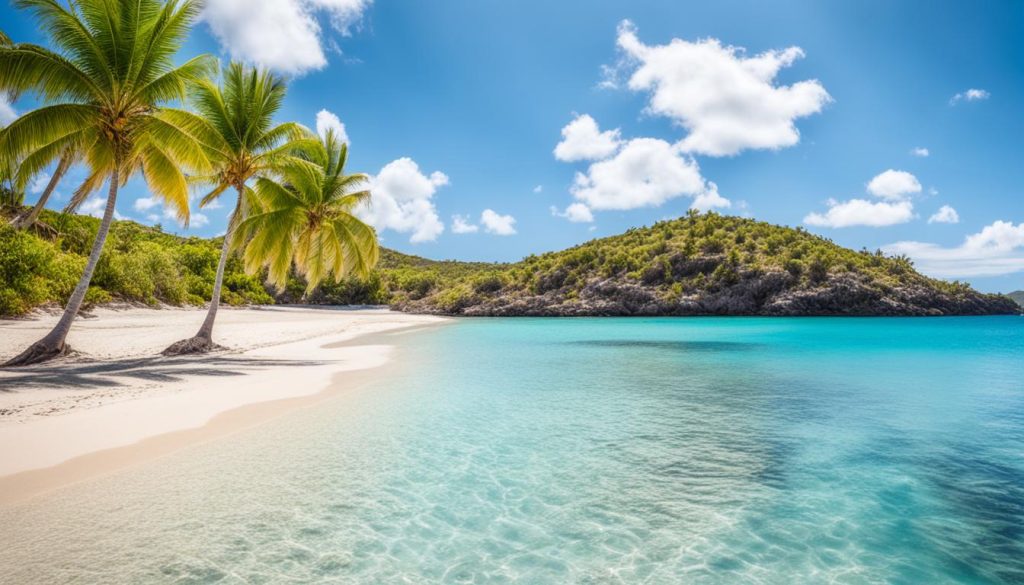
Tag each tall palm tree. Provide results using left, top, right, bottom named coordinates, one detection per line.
left=234, top=129, right=379, bottom=296
left=162, top=62, right=316, bottom=355
left=0, top=0, right=214, bottom=366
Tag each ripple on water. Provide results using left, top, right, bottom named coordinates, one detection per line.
left=1, top=317, right=1022, bottom=584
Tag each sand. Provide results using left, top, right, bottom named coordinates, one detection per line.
left=0, top=306, right=447, bottom=504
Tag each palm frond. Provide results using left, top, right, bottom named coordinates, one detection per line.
left=0, top=44, right=103, bottom=102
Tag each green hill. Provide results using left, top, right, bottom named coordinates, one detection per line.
left=394, top=211, right=1017, bottom=316
left=1008, top=291, right=1024, bottom=308
left=1, top=208, right=1017, bottom=317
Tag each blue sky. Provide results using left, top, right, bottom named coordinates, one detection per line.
left=1, top=0, right=1022, bottom=292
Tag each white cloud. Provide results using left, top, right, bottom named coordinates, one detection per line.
left=570, top=137, right=726, bottom=212
left=28, top=173, right=51, bottom=195
left=201, top=0, right=371, bottom=75
left=950, top=88, right=990, bottom=104
left=884, top=220, right=1024, bottom=277
left=866, top=169, right=922, bottom=201
left=451, top=214, right=479, bottom=234
left=550, top=202, right=594, bottom=223
left=804, top=168, right=921, bottom=227
left=480, top=209, right=517, bottom=235
left=691, top=182, right=731, bottom=212
left=316, top=109, right=349, bottom=144
left=910, top=147, right=929, bottom=157
left=79, top=196, right=107, bottom=218
left=0, top=96, right=15, bottom=125
left=79, top=196, right=126, bottom=220
left=804, top=198, right=914, bottom=228
left=133, top=196, right=160, bottom=212
left=134, top=195, right=207, bottom=229
left=553, top=114, right=622, bottom=162
left=533, top=185, right=543, bottom=193
left=928, top=205, right=960, bottom=224
left=613, top=20, right=831, bottom=157
left=358, top=157, right=447, bottom=243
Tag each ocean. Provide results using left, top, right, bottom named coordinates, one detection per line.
left=2, top=317, right=1022, bottom=584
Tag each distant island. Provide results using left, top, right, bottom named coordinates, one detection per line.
left=1009, top=290, right=1024, bottom=308
left=2, top=208, right=1018, bottom=318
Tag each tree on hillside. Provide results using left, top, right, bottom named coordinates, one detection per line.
left=0, top=0, right=215, bottom=366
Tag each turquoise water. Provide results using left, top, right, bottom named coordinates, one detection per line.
left=1, top=317, right=1023, bottom=584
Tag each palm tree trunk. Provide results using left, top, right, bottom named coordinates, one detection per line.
left=3, top=166, right=120, bottom=367
left=162, top=188, right=242, bottom=355
left=10, top=154, right=72, bottom=230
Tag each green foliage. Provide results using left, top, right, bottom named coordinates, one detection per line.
left=1, top=209, right=1005, bottom=317
left=0, top=210, right=277, bottom=316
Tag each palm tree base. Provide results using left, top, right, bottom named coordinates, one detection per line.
left=3, top=340, right=70, bottom=367
left=162, top=335, right=224, bottom=356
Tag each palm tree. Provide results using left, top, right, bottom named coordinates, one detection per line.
left=234, top=129, right=379, bottom=296
left=8, top=148, right=75, bottom=229
left=0, top=0, right=215, bottom=366
left=162, top=62, right=316, bottom=355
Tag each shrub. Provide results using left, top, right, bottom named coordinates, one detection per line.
left=0, top=227, right=58, bottom=315
left=472, top=272, right=506, bottom=294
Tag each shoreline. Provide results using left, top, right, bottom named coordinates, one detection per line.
left=0, top=307, right=448, bottom=505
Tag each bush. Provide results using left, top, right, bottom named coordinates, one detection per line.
left=0, top=227, right=60, bottom=315
left=784, top=258, right=803, bottom=278
left=472, top=272, right=506, bottom=294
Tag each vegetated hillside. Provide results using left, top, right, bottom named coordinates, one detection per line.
left=395, top=211, right=1019, bottom=316
left=1009, top=291, right=1024, bottom=308
left=1, top=208, right=1017, bottom=318
left=0, top=207, right=496, bottom=317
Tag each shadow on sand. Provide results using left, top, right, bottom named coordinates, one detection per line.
left=0, top=354, right=323, bottom=391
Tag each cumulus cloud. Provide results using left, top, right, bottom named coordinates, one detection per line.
left=316, top=109, right=349, bottom=144
left=480, top=209, right=517, bottom=235
left=691, top=182, right=731, bottom=212
left=884, top=220, right=1024, bottom=277
left=612, top=20, right=831, bottom=157
left=133, top=194, right=209, bottom=229
left=804, top=199, right=914, bottom=228
left=451, top=214, right=479, bottom=234
left=0, top=96, right=15, bottom=125
left=79, top=197, right=125, bottom=221
left=866, top=169, right=922, bottom=201
left=358, top=158, right=448, bottom=243
left=928, top=205, right=960, bottom=224
left=133, top=196, right=160, bottom=212
left=553, top=114, right=622, bottom=162
left=570, top=137, right=727, bottom=212
left=910, top=147, right=929, bottom=157
left=201, top=0, right=371, bottom=75
left=550, top=202, right=595, bottom=223
left=28, top=173, right=51, bottom=195
left=950, top=88, right=990, bottom=104
left=533, top=185, right=543, bottom=193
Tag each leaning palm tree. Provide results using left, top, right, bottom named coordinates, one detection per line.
left=162, top=62, right=316, bottom=355
left=234, top=129, right=379, bottom=297
left=0, top=0, right=214, bottom=366
left=8, top=147, right=75, bottom=229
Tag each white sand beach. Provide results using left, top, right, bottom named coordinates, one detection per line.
left=0, top=306, right=447, bottom=504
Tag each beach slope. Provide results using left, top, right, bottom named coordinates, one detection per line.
left=0, top=306, right=445, bottom=502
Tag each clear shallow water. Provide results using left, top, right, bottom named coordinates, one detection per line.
left=2, top=317, right=1023, bottom=584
